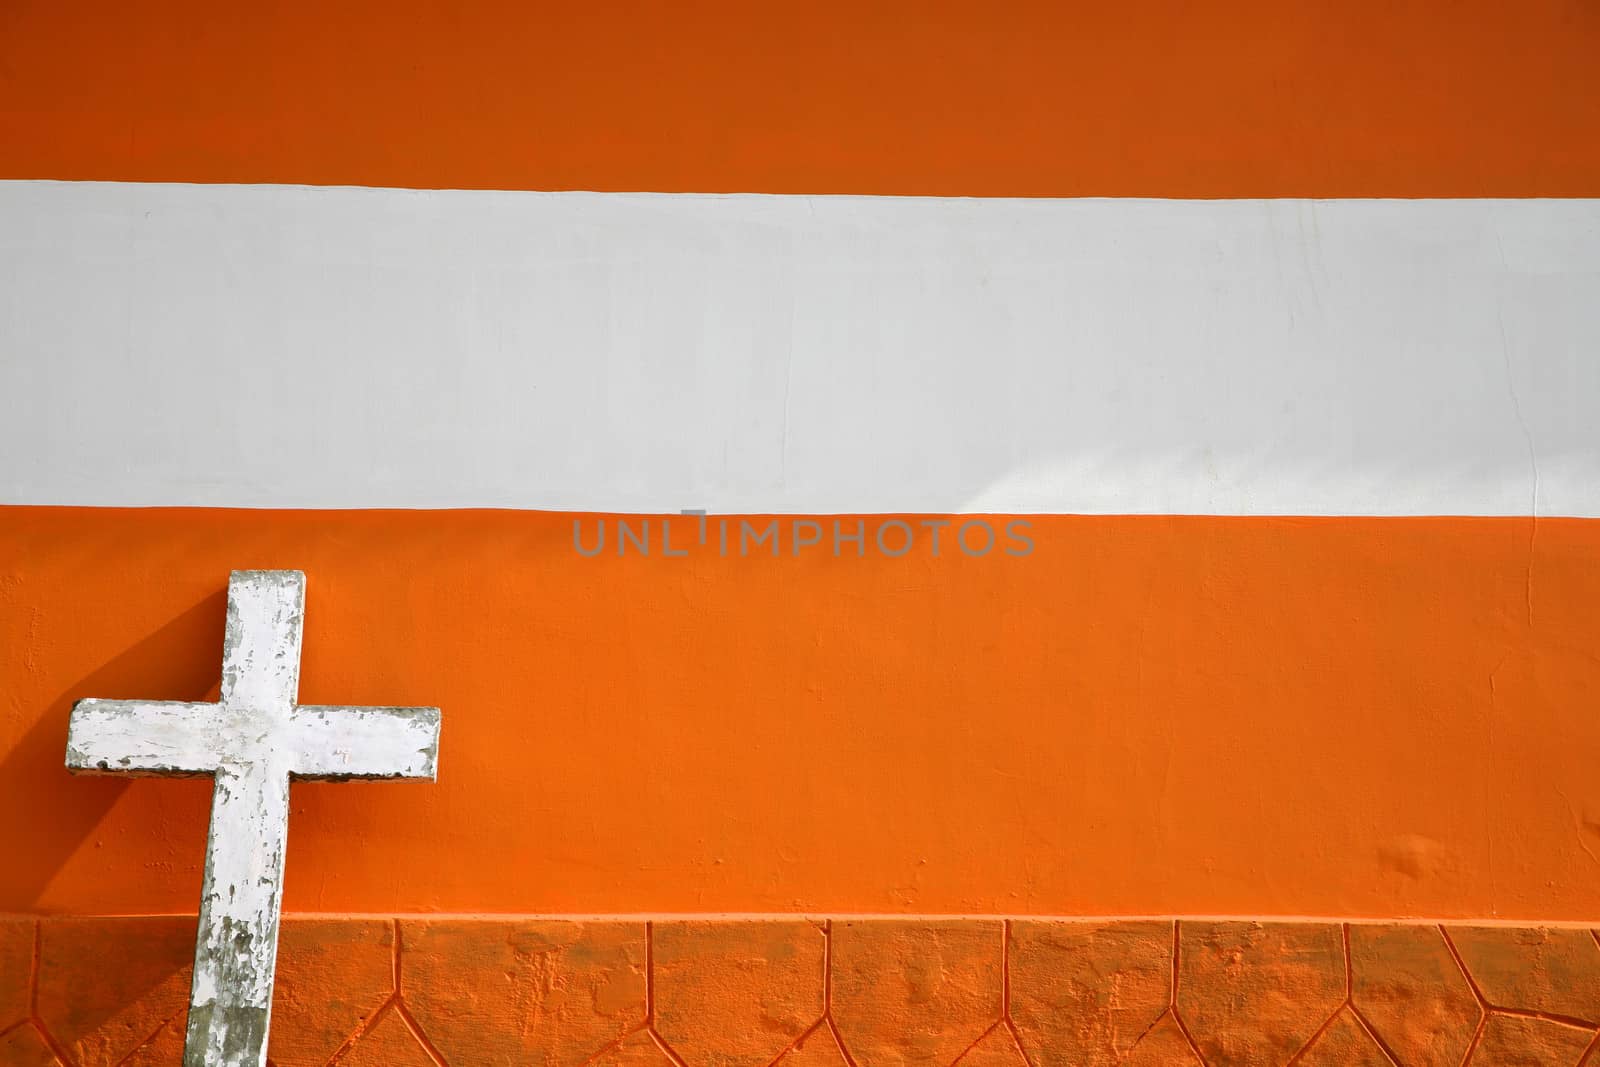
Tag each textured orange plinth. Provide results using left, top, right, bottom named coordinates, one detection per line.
left=3, top=914, right=1600, bottom=1065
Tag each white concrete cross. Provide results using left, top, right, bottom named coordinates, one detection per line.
left=65, top=571, right=440, bottom=1067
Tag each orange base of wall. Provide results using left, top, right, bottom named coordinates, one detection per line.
left=2, top=915, right=1598, bottom=1065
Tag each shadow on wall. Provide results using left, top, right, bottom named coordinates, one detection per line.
left=0, top=591, right=224, bottom=910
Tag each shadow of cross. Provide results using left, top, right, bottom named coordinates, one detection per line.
left=63, top=570, right=441, bottom=1067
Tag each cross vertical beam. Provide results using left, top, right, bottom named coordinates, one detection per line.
left=184, top=571, right=302, bottom=1067
left=186, top=760, right=292, bottom=1065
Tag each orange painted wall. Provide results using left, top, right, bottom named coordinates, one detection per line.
left=2, top=0, right=1599, bottom=196
left=6, top=4, right=1600, bottom=1058
left=3, top=507, right=1599, bottom=919
left=4, top=0, right=1600, bottom=936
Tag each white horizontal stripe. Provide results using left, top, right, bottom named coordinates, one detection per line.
left=2, top=181, right=1597, bottom=515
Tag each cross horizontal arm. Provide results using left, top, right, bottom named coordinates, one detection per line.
left=66, top=699, right=221, bottom=777
left=289, top=705, right=441, bottom=781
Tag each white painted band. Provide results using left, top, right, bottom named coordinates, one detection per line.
left=3, top=181, right=1597, bottom=516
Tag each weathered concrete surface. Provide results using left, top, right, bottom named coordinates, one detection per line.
left=1448, top=925, right=1600, bottom=1022
left=63, top=571, right=441, bottom=1067
left=0, top=917, right=30, bottom=1035
left=269, top=920, right=394, bottom=1067
left=1472, top=1013, right=1594, bottom=1062
left=1008, top=920, right=1171, bottom=1064
left=1119, top=1014, right=1205, bottom=1067
left=36, top=915, right=195, bottom=1065
left=829, top=920, right=1004, bottom=1067
left=337, top=1010, right=437, bottom=1067
left=1295, top=1008, right=1391, bottom=1066
left=399, top=920, right=646, bottom=1066
left=7, top=916, right=1600, bottom=1065
left=652, top=920, right=826, bottom=1066
left=1176, top=921, right=1347, bottom=1065
left=1349, top=923, right=1480, bottom=1066
left=0, top=1023, right=58, bottom=1066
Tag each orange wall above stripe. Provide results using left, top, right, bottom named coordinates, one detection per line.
left=3, top=507, right=1599, bottom=919
left=3, top=0, right=1599, bottom=196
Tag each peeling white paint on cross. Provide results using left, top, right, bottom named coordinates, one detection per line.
left=65, top=571, right=440, bottom=1067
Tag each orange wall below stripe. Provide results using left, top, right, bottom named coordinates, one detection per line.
left=2, top=1, right=1599, bottom=196
left=2, top=507, right=1599, bottom=919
